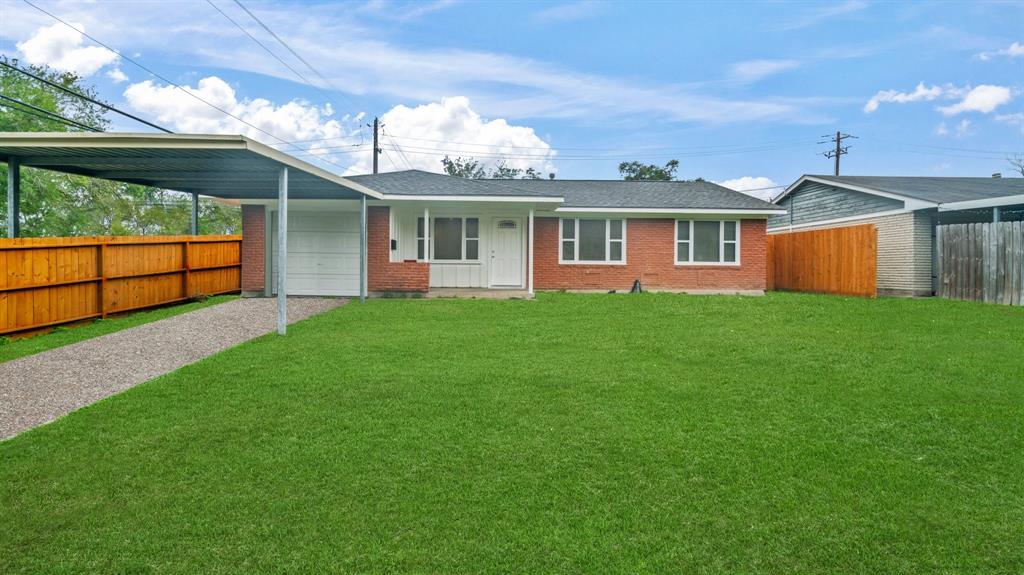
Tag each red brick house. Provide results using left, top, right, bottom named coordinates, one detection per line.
left=240, top=170, right=784, bottom=297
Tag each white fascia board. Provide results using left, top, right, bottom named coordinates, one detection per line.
left=243, top=137, right=384, bottom=199
left=766, top=208, right=912, bottom=233
left=554, top=207, right=786, bottom=216
left=775, top=175, right=937, bottom=209
left=379, top=194, right=564, bottom=203
left=939, top=194, right=1024, bottom=211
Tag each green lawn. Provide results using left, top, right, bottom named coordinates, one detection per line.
left=0, top=295, right=237, bottom=364
left=2, top=293, right=1023, bottom=573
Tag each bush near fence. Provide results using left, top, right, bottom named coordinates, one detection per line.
left=0, top=235, right=241, bottom=335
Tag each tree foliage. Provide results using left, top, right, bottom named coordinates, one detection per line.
left=441, top=156, right=545, bottom=179
left=0, top=56, right=240, bottom=237
left=1009, top=154, right=1024, bottom=178
left=618, top=159, right=680, bottom=181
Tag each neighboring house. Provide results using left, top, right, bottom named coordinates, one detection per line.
left=239, top=170, right=784, bottom=296
left=771, top=175, right=1024, bottom=296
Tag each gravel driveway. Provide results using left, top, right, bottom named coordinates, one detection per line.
left=0, top=297, right=345, bottom=439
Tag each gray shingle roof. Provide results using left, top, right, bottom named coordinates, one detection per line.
left=807, top=175, right=1024, bottom=204
left=349, top=170, right=779, bottom=210
left=487, top=178, right=779, bottom=210
left=346, top=170, right=560, bottom=198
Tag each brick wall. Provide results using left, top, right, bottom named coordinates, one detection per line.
left=368, top=206, right=429, bottom=292
left=240, top=204, right=265, bottom=294
left=533, top=217, right=767, bottom=291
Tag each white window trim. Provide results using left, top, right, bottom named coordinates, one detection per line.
left=558, top=218, right=627, bottom=265
left=418, top=216, right=481, bottom=263
left=675, top=219, right=741, bottom=266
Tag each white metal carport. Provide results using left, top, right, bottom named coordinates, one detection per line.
left=0, top=132, right=382, bottom=335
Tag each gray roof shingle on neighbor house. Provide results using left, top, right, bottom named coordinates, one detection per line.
left=349, top=170, right=780, bottom=210
left=807, top=175, right=1024, bottom=204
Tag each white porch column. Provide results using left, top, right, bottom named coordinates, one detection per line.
left=528, top=208, right=534, bottom=295
left=423, top=206, right=430, bottom=263
left=359, top=195, right=367, bottom=304
left=277, top=166, right=288, bottom=335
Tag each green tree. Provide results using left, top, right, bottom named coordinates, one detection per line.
left=0, top=56, right=240, bottom=237
left=618, top=159, right=680, bottom=181
left=441, top=156, right=545, bottom=180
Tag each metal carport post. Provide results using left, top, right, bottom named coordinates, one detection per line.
left=277, top=166, right=288, bottom=335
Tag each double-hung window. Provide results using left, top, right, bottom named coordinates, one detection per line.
left=418, top=217, right=479, bottom=261
left=560, top=218, right=625, bottom=263
left=676, top=220, right=739, bottom=265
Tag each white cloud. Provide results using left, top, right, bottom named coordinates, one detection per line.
left=16, top=22, right=118, bottom=77
left=715, top=176, right=780, bottom=201
left=954, top=118, right=972, bottom=137
left=863, top=82, right=947, bottom=113
left=106, top=68, right=128, bottom=83
left=977, top=41, right=1024, bottom=61
left=995, top=112, right=1024, bottom=125
left=123, top=76, right=355, bottom=153
left=937, top=85, right=1012, bottom=116
left=934, top=122, right=948, bottom=136
left=534, top=1, right=604, bottom=23
left=730, top=59, right=800, bottom=82
left=343, top=96, right=556, bottom=176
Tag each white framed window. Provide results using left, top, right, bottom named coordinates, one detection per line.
left=676, top=220, right=739, bottom=265
left=559, top=218, right=625, bottom=264
left=417, top=217, right=480, bottom=262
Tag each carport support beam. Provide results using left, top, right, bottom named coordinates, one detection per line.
left=277, top=166, right=288, bottom=335
left=360, top=195, right=367, bottom=304
left=6, top=158, right=20, bottom=238
left=190, top=192, right=199, bottom=235
left=993, top=207, right=1001, bottom=223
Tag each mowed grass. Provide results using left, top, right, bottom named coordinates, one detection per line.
left=0, top=295, right=238, bottom=364
left=2, top=292, right=1023, bottom=573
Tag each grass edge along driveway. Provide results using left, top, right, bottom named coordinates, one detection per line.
left=2, top=292, right=1022, bottom=573
left=0, top=295, right=238, bottom=364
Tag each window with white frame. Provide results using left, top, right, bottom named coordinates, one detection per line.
left=676, top=220, right=739, bottom=264
left=417, top=217, right=479, bottom=261
left=560, top=218, right=625, bottom=263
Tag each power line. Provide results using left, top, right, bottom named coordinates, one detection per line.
left=0, top=94, right=103, bottom=131
left=1, top=99, right=98, bottom=131
left=382, top=126, right=414, bottom=170
left=19, top=0, right=357, bottom=173
left=230, top=0, right=366, bottom=144
left=0, top=60, right=173, bottom=133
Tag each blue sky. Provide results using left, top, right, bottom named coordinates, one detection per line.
left=1, top=0, right=1022, bottom=198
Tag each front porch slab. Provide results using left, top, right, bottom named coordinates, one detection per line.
left=425, top=288, right=534, bottom=300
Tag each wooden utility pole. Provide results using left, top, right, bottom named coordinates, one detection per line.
left=820, top=131, right=856, bottom=176
left=372, top=117, right=380, bottom=174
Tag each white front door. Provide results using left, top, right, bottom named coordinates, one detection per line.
left=489, top=217, right=523, bottom=287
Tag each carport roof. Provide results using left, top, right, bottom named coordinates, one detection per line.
left=0, top=132, right=382, bottom=200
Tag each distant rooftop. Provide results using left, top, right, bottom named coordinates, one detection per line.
left=802, top=175, right=1024, bottom=204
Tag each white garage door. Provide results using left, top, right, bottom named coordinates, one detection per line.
left=272, top=211, right=360, bottom=296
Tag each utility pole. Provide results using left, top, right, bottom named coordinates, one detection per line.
left=370, top=117, right=382, bottom=174
left=819, top=131, right=857, bottom=176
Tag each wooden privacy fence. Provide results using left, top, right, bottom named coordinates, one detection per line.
left=0, top=235, right=241, bottom=335
left=937, top=222, right=1023, bottom=305
left=767, top=224, right=877, bottom=297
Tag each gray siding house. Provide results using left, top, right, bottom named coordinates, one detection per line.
left=771, top=175, right=1024, bottom=296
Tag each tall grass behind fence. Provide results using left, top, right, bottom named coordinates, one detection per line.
left=937, top=222, right=1023, bottom=305
left=0, top=235, right=241, bottom=335
left=767, top=224, right=877, bottom=297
